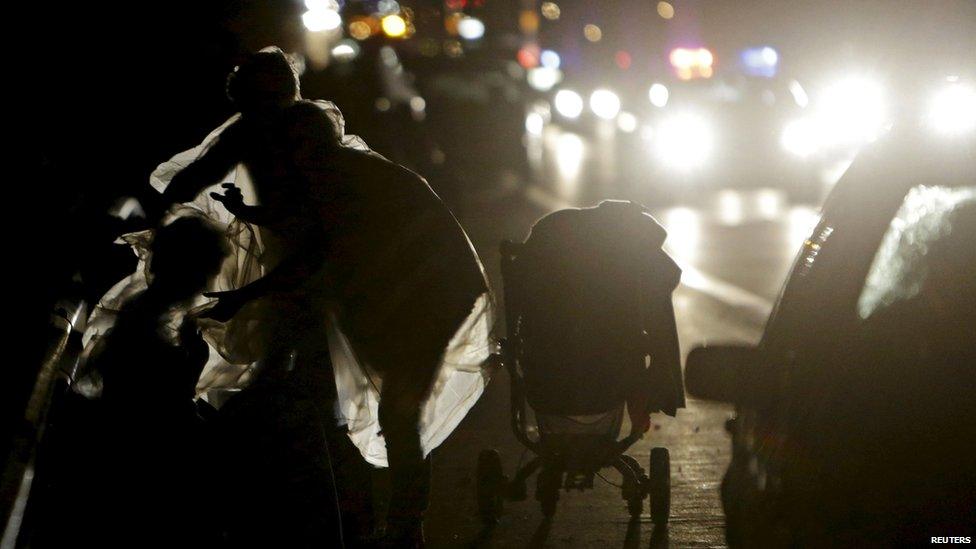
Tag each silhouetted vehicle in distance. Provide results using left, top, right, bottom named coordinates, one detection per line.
left=686, top=125, right=976, bottom=547
left=634, top=73, right=820, bottom=198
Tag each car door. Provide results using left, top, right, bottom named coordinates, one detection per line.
left=766, top=182, right=974, bottom=545
left=721, top=175, right=907, bottom=546
left=807, top=184, right=976, bottom=544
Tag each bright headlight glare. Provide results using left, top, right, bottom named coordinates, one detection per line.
left=457, top=17, right=485, bottom=40
left=927, top=82, right=976, bottom=135
left=617, top=111, right=638, bottom=133
left=589, top=89, right=621, bottom=120
left=648, top=83, right=669, bottom=108
left=303, top=8, right=342, bottom=32
left=554, top=89, right=584, bottom=119
left=653, top=112, right=713, bottom=171
left=527, top=67, right=562, bottom=91
left=525, top=112, right=544, bottom=135
left=816, top=76, right=886, bottom=145
left=781, top=118, right=821, bottom=157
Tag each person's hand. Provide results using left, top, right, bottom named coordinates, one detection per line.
left=178, top=316, right=210, bottom=364
left=630, top=413, right=652, bottom=437
left=627, top=392, right=653, bottom=437
left=210, top=183, right=246, bottom=216
left=200, top=289, right=248, bottom=322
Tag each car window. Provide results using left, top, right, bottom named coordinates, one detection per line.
left=838, top=187, right=976, bottom=451
left=857, top=185, right=976, bottom=320
left=761, top=181, right=971, bottom=388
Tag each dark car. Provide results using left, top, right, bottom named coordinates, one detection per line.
left=686, top=126, right=975, bottom=547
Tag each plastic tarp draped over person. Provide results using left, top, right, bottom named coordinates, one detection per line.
left=85, top=97, right=495, bottom=468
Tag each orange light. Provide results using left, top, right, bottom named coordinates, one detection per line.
left=444, top=12, right=462, bottom=35
left=583, top=24, right=602, bottom=42
left=697, top=48, right=714, bottom=67
left=517, top=45, right=540, bottom=68
left=348, top=19, right=373, bottom=40
left=669, top=48, right=694, bottom=69
left=519, top=10, right=540, bottom=34
left=669, top=47, right=714, bottom=79
left=541, top=2, right=560, bottom=20
left=657, top=1, right=674, bottom=19
left=381, top=14, right=407, bottom=37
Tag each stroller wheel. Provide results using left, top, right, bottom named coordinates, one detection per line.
left=618, top=455, right=646, bottom=519
left=476, top=449, right=505, bottom=525
left=649, top=448, right=671, bottom=524
left=536, top=464, right=561, bottom=518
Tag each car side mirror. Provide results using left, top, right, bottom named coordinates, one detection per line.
left=685, top=344, right=763, bottom=404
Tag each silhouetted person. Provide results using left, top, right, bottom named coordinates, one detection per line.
left=95, top=217, right=226, bottom=411
left=54, top=216, right=228, bottom=548
left=512, top=200, right=685, bottom=431
left=157, top=48, right=490, bottom=546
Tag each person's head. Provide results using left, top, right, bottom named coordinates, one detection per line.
left=226, top=46, right=300, bottom=116
left=149, top=217, right=229, bottom=301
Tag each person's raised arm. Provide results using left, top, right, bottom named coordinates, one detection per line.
left=201, top=245, right=328, bottom=322
left=209, top=183, right=289, bottom=226
left=155, top=121, right=244, bottom=216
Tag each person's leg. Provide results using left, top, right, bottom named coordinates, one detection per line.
left=298, top=315, right=375, bottom=544
left=371, top=295, right=478, bottom=544
left=325, top=425, right=377, bottom=543
left=218, top=304, right=345, bottom=547
left=378, top=357, right=439, bottom=541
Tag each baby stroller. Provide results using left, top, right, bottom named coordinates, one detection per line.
left=476, top=233, right=672, bottom=524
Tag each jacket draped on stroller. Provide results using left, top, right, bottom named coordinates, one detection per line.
left=509, top=199, right=685, bottom=423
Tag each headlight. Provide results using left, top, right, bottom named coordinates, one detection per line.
left=457, top=16, right=485, bottom=40
left=653, top=112, right=714, bottom=171
left=554, top=89, right=584, bottom=119
left=589, top=89, right=621, bottom=120
left=648, top=83, right=669, bottom=108
left=616, top=111, right=638, bottom=133
left=527, top=67, right=562, bottom=92
left=927, top=81, right=976, bottom=135
left=525, top=112, right=544, bottom=135
left=781, top=118, right=821, bottom=157
left=816, top=76, right=887, bottom=145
